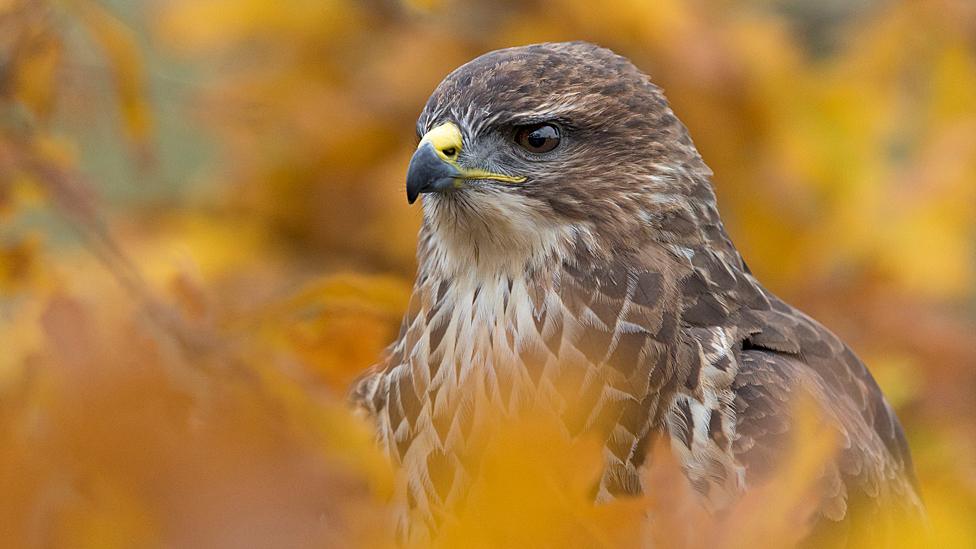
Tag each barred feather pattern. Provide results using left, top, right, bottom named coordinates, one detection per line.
left=353, top=211, right=922, bottom=545
left=351, top=41, right=923, bottom=546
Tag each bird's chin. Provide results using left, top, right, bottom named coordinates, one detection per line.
left=419, top=186, right=574, bottom=277
left=419, top=187, right=459, bottom=207
left=420, top=182, right=493, bottom=208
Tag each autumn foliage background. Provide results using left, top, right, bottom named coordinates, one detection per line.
left=1, top=0, right=974, bottom=547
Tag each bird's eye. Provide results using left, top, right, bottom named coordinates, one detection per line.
left=514, top=123, right=561, bottom=153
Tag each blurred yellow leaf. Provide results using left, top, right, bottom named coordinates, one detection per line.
left=435, top=417, right=647, bottom=548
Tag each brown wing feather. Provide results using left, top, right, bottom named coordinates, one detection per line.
left=733, top=299, right=923, bottom=544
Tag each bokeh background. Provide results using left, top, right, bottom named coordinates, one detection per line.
left=1, top=0, right=974, bottom=547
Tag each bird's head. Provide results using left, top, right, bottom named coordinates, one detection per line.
left=408, top=42, right=718, bottom=277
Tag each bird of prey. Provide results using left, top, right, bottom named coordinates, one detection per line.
left=352, top=41, right=923, bottom=545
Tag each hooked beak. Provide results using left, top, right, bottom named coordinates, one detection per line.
left=406, top=142, right=461, bottom=204
left=405, top=122, right=526, bottom=204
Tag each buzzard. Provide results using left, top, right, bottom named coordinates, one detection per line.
left=352, top=41, right=923, bottom=545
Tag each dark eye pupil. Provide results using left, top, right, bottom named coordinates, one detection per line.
left=516, top=123, right=560, bottom=153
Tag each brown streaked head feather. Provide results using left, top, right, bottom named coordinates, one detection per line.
left=416, top=42, right=721, bottom=264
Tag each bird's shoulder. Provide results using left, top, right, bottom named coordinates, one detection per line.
left=734, top=290, right=919, bottom=484
left=720, top=280, right=926, bottom=540
left=732, top=335, right=925, bottom=543
left=648, top=243, right=922, bottom=526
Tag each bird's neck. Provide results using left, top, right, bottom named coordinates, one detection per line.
left=414, top=166, right=747, bottom=308
left=418, top=194, right=587, bottom=283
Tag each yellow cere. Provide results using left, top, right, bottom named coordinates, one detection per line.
left=419, top=122, right=464, bottom=160
left=419, top=122, right=527, bottom=184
